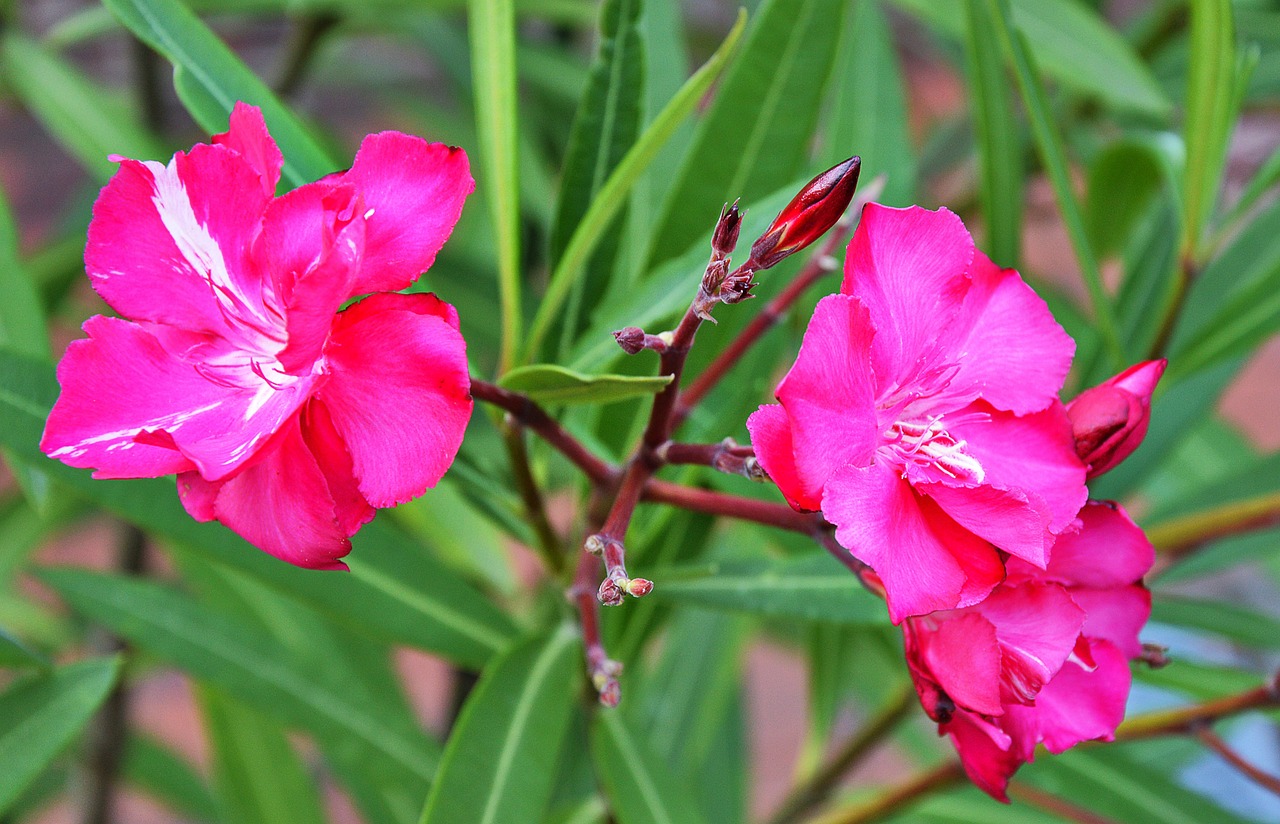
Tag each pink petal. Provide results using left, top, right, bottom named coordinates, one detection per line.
left=317, top=293, right=472, bottom=507
left=823, top=462, right=1004, bottom=622
left=746, top=404, right=817, bottom=511
left=335, top=134, right=474, bottom=296
left=941, top=710, right=1019, bottom=802
left=915, top=612, right=1005, bottom=716
left=1003, top=638, right=1131, bottom=757
left=87, top=144, right=274, bottom=339
left=919, top=482, right=1052, bottom=567
left=180, top=415, right=353, bottom=570
left=840, top=204, right=974, bottom=387
left=1037, top=501, right=1155, bottom=588
left=943, top=251, right=1075, bottom=414
left=1070, top=586, right=1151, bottom=658
left=212, top=102, right=283, bottom=198
left=301, top=399, right=376, bottom=536
left=42, top=316, right=317, bottom=482
left=775, top=294, right=880, bottom=500
left=973, top=583, right=1086, bottom=705
left=948, top=401, right=1087, bottom=541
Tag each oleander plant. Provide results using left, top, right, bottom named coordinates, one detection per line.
left=3, top=0, right=1280, bottom=822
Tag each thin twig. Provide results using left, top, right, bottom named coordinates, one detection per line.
left=500, top=420, right=565, bottom=574
left=1007, top=782, right=1121, bottom=824
left=767, top=686, right=916, bottom=824
left=1115, top=675, right=1280, bottom=741
left=1148, top=491, right=1280, bottom=572
left=1193, top=725, right=1280, bottom=798
left=642, top=480, right=821, bottom=534
left=808, top=761, right=967, bottom=824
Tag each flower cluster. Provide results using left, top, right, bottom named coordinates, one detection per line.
left=749, top=205, right=1164, bottom=797
left=41, top=103, right=475, bottom=569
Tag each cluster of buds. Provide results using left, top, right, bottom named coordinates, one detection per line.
left=584, top=534, right=653, bottom=606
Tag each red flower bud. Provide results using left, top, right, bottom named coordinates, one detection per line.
left=750, top=156, right=860, bottom=270
left=1066, top=359, right=1166, bottom=479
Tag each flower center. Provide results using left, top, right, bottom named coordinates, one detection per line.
left=882, top=416, right=984, bottom=484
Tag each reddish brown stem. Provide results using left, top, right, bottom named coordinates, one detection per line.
left=811, top=762, right=967, bottom=824
left=659, top=439, right=762, bottom=479
left=1115, top=675, right=1280, bottom=740
left=1007, top=783, right=1121, bottom=824
left=643, top=480, right=821, bottom=534
left=1194, top=726, right=1280, bottom=798
left=570, top=545, right=620, bottom=706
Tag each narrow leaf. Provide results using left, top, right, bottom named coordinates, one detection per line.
left=122, top=735, right=219, bottom=824
left=40, top=568, right=440, bottom=787
left=498, top=364, right=671, bottom=405
left=650, top=0, right=846, bottom=265
left=0, top=657, right=121, bottom=814
left=469, top=0, right=523, bottom=371
left=103, top=0, right=337, bottom=185
left=420, top=626, right=580, bottom=824
left=590, top=710, right=710, bottom=824
left=524, top=10, right=747, bottom=359
left=652, top=554, right=890, bottom=624
left=0, top=628, right=49, bottom=671
left=1182, top=0, right=1236, bottom=258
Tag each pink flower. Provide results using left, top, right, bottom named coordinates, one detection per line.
left=909, top=502, right=1154, bottom=800
left=1067, top=359, right=1166, bottom=479
left=748, top=205, right=1087, bottom=620
left=41, top=103, right=476, bottom=570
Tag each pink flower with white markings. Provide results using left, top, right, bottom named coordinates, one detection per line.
left=909, top=502, right=1154, bottom=800
left=41, top=103, right=475, bottom=569
left=748, top=205, right=1087, bottom=621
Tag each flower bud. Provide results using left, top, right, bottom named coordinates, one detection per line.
left=613, top=327, right=647, bottom=355
left=1066, top=359, right=1166, bottom=479
left=749, top=156, right=860, bottom=270
left=625, top=577, right=653, bottom=598
left=712, top=200, right=742, bottom=257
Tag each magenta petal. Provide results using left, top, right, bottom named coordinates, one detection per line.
left=942, top=710, right=1019, bottom=803
left=337, top=134, right=474, bottom=296
left=1071, top=586, right=1151, bottom=658
left=301, top=400, right=376, bottom=536
left=949, top=401, right=1087, bottom=540
left=318, top=293, right=472, bottom=507
left=198, top=415, right=352, bottom=570
left=746, top=404, right=817, bottom=511
left=920, top=482, right=1051, bottom=567
left=87, top=145, right=273, bottom=337
left=176, top=470, right=218, bottom=521
left=840, top=204, right=974, bottom=384
left=823, top=462, right=1004, bottom=622
left=1039, top=501, right=1155, bottom=588
left=1003, top=639, right=1131, bottom=756
left=919, top=612, right=1005, bottom=716
left=775, top=294, right=879, bottom=498
left=945, top=251, right=1075, bottom=414
left=213, top=102, right=283, bottom=198
left=974, top=583, right=1086, bottom=705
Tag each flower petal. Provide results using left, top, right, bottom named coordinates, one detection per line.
left=914, top=612, right=1005, bottom=716
left=179, top=415, right=353, bottom=570
left=212, top=102, right=283, bottom=198
left=823, top=461, right=1004, bottom=622
left=973, top=583, right=1086, bottom=705
left=1070, top=586, right=1151, bottom=658
left=1034, top=501, right=1155, bottom=588
left=746, top=404, right=817, bottom=511
left=941, top=710, right=1019, bottom=802
left=301, top=399, right=376, bottom=536
left=336, top=134, right=474, bottom=296
left=944, top=251, right=1075, bottom=414
left=87, top=144, right=274, bottom=338
left=840, top=204, right=974, bottom=387
left=318, top=293, right=472, bottom=507
left=775, top=294, right=880, bottom=499
left=919, top=481, right=1052, bottom=567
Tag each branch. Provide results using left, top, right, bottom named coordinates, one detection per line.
left=1148, top=492, right=1280, bottom=571
left=642, top=480, right=821, bottom=534
left=808, top=762, right=967, bottom=824
left=1007, top=782, right=1122, bottom=824
left=1115, top=674, right=1280, bottom=741
left=658, top=439, right=764, bottom=480
left=1194, top=726, right=1280, bottom=798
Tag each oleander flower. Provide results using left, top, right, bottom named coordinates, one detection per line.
left=41, top=102, right=475, bottom=569
left=909, top=501, right=1154, bottom=800
left=748, top=205, right=1087, bottom=620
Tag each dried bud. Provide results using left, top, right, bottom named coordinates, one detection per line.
left=1066, top=359, right=1166, bottom=479
left=597, top=576, right=626, bottom=606
left=750, top=156, right=860, bottom=270
left=625, top=577, right=653, bottom=598
left=584, top=534, right=607, bottom=555
left=719, top=269, right=755, bottom=304
left=712, top=200, right=742, bottom=256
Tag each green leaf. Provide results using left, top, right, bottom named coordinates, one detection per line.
left=499, top=364, right=672, bottom=405
left=420, top=625, right=580, bottom=824
left=103, top=0, right=337, bottom=186
left=962, top=0, right=1022, bottom=266
left=122, top=735, right=219, bottom=823
left=825, top=0, right=914, bottom=205
left=469, top=0, right=523, bottom=371
left=0, top=34, right=166, bottom=182
left=0, top=656, right=121, bottom=814
left=0, top=627, right=49, bottom=671
left=524, top=10, right=747, bottom=360
left=1150, top=596, right=1280, bottom=651
left=200, top=687, right=328, bottom=824
left=40, top=568, right=440, bottom=787
left=1086, top=140, right=1169, bottom=258
left=0, top=186, right=49, bottom=360
left=1181, top=0, right=1236, bottom=258
left=0, top=348, right=515, bottom=667
left=590, top=710, right=710, bottom=824
left=652, top=553, right=890, bottom=624
left=892, top=0, right=1169, bottom=117
left=650, top=0, right=846, bottom=265
left=985, top=0, right=1124, bottom=370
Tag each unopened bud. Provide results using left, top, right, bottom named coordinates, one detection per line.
left=1066, top=359, right=1166, bottom=479
left=613, top=326, right=668, bottom=355
left=712, top=200, right=743, bottom=256
left=625, top=578, right=653, bottom=598
left=584, top=534, right=607, bottom=555
left=597, top=577, right=626, bottom=606
left=1140, top=643, right=1170, bottom=669
left=750, top=156, right=860, bottom=270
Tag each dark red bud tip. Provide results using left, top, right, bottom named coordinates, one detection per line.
left=597, top=577, right=626, bottom=607
left=750, top=155, right=860, bottom=270
left=1066, top=359, right=1166, bottom=479
left=613, top=327, right=646, bottom=355
left=712, top=200, right=743, bottom=256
